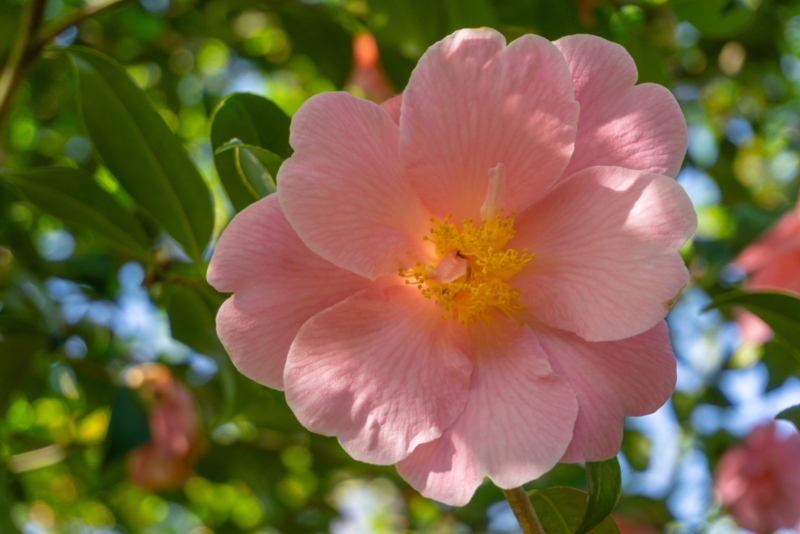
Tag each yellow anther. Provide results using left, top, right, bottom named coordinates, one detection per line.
left=401, top=213, right=533, bottom=325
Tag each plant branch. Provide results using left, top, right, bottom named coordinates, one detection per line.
left=0, top=0, right=132, bottom=130
left=33, top=0, right=133, bottom=51
left=502, top=487, right=546, bottom=534
left=0, top=0, right=48, bottom=128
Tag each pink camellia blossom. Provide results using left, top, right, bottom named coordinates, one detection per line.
left=208, top=28, right=696, bottom=505
left=127, top=364, right=201, bottom=492
left=346, top=32, right=394, bottom=103
left=714, top=422, right=800, bottom=533
left=734, top=202, right=800, bottom=344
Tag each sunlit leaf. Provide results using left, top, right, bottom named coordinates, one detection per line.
left=65, top=47, right=213, bottom=262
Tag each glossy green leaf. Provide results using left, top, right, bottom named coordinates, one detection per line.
left=530, top=487, right=621, bottom=534
left=210, top=93, right=291, bottom=211
left=0, top=167, right=151, bottom=259
left=576, top=458, right=622, bottom=534
left=777, top=404, right=800, bottom=431
left=216, top=139, right=282, bottom=198
left=104, top=387, right=150, bottom=466
left=705, top=290, right=800, bottom=358
left=65, top=46, right=213, bottom=262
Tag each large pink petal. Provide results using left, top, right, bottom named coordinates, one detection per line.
left=555, top=35, right=687, bottom=179
left=278, top=92, right=431, bottom=280
left=400, top=29, right=579, bottom=222
left=536, top=321, right=675, bottom=463
left=208, top=195, right=371, bottom=389
left=284, top=285, right=472, bottom=465
left=396, top=318, right=577, bottom=505
left=512, top=166, right=696, bottom=342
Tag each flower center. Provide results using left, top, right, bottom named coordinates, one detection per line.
left=400, top=212, right=534, bottom=325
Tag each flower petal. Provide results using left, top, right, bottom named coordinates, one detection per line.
left=284, top=284, right=472, bottom=465
left=555, top=35, right=687, bottom=179
left=513, top=166, right=696, bottom=342
left=536, top=321, right=675, bottom=463
left=208, top=195, right=371, bottom=389
left=278, top=92, right=431, bottom=279
left=396, top=318, right=577, bottom=505
left=400, top=28, right=579, bottom=221
left=380, top=94, right=402, bottom=124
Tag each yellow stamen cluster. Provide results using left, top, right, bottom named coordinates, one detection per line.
left=401, top=213, right=534, bottom=325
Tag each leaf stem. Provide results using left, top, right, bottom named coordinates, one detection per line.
left=502, top=486, right=546, bottom=534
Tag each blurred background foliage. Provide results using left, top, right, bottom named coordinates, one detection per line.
left=2, top=0, right=800, bottom=532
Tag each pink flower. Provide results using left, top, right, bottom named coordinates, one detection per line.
left=127, top=364, right=201, bottom=491
left=715, top=422, right=800, bottom=533
left=613, top=515, right=660, bottom=534
left=346, top=32, right=394, bottom=103
left=734, top=204, right=800, bottom=344
left=208, top=29, right=695, bottom=505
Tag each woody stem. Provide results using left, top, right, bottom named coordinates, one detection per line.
left=502, top=486, right=545, bottom=534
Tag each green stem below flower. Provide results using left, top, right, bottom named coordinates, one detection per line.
left=502, top=486, right=545, bottom=534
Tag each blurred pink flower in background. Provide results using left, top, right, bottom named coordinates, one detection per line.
left=715, top=422, right=800, bottom=533
left=126, top=364, right=201, bottom=491
left=613, top=515, right=660, bottom=534
left=734, top=204, right=800, bottom=344
left=346, top=32, right=394, bottom=103
left=209, top=28, right=695, bottom=505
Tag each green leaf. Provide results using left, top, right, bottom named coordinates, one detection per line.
left=104, top=387, right=151, bottom=466
left=65, top=46, right=213, bottom=262
left=278, top=4, right=353, bottom=88
left=576, top=458, right=622, bottom=534
left=210, top=93, right=291, bottom=211
left=673, top=0, right=756, bottom=39
left=164, top=285, right=237, bottom=423
left=530, top=487, right=621, bottom=534
left=705, top=290, right=800, bottom=358
left=0, top=331, right=47, bottom=415
left=216, top=139, right=282, bottom=198
left=0, top=463, right=21, bottom=533
left=777, top=404, right=800, bottom=431
left=0, top=167, right=151, bottom=259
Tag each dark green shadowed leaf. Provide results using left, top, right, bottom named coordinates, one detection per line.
left=65, top=47, right=213, bottom=262
left=0, top=331, right=47, bottom=415
left=576, top=458, right=622, bottom=534
left=705, top=290, right=800, bottom=358
left=104, top=387, right=151, bottom=466
left=210, top=93, right=291, bottom=211
left=529, top=487, right=621, bottom=534
left=0, top=167, right=151, bottom=260
left=165, top=285, right=237, bottom=423
left=777, top=404, right=800, bottom=431
left=278, top=4, right=353, bottom=88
